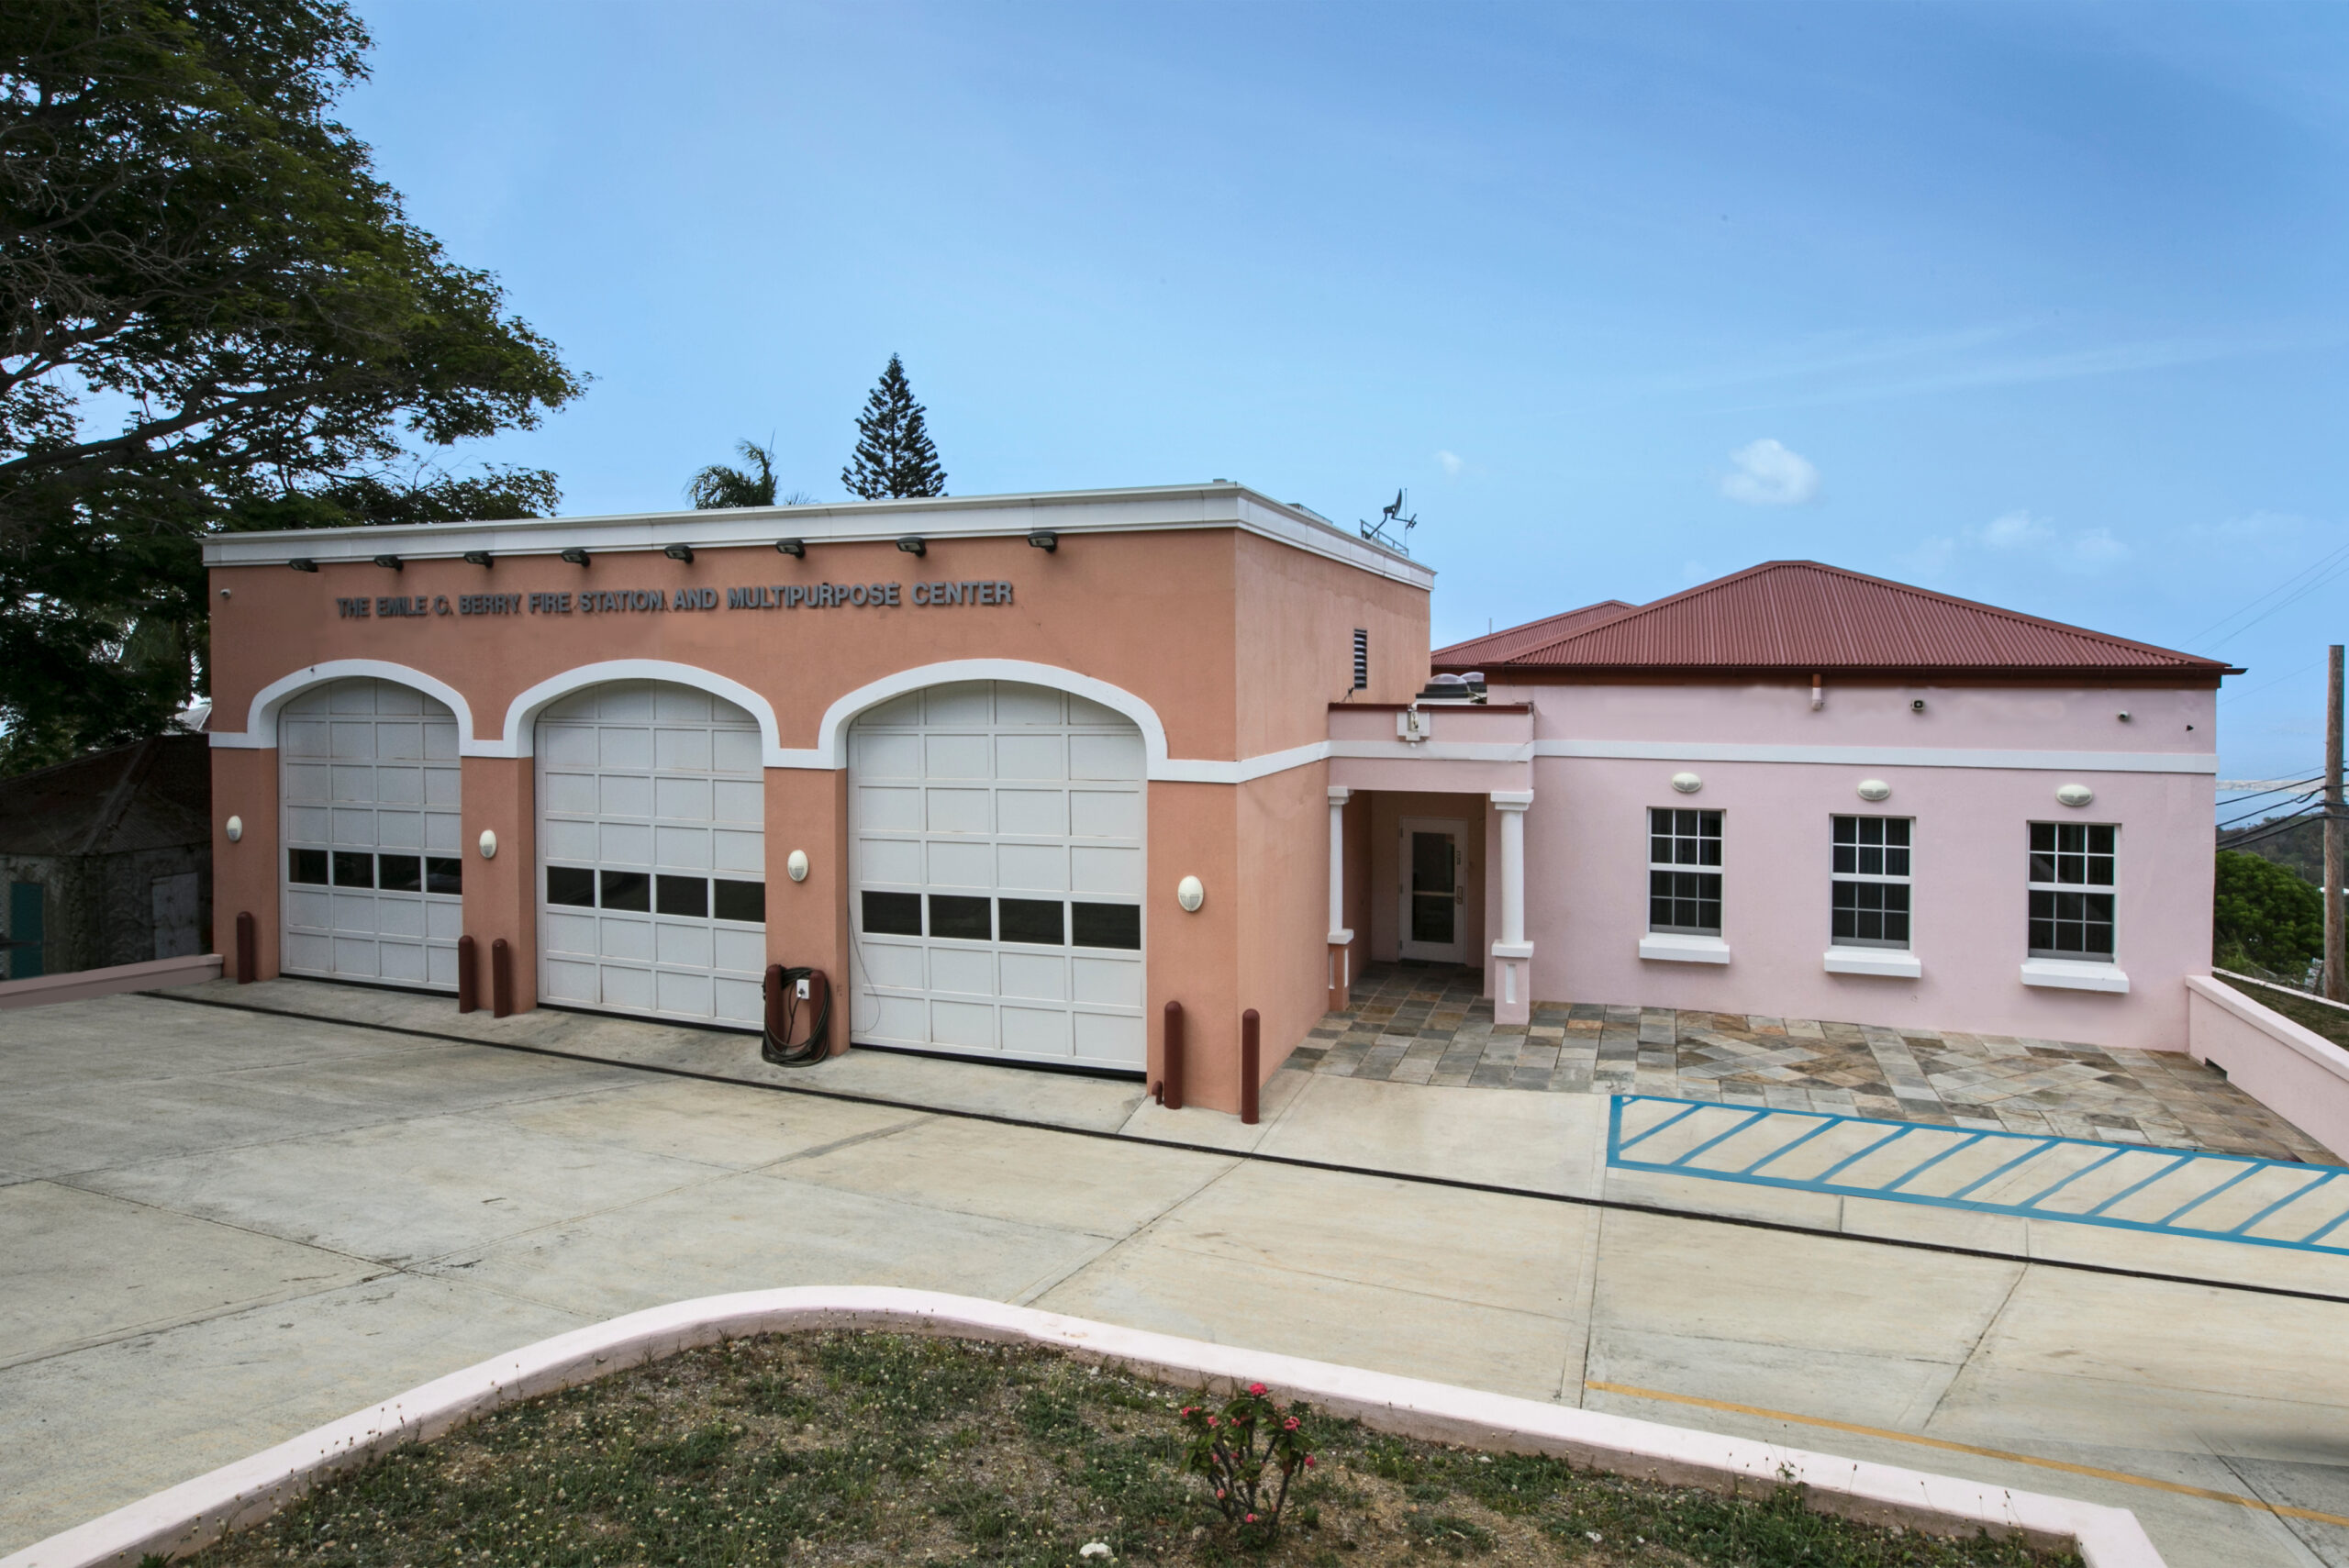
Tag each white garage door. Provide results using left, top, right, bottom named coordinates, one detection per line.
left=280, top=678, right=463, bottom=989
left=535, top=682, right=767, bottom=1028
left=850, top=680, right=1146, bottom=1070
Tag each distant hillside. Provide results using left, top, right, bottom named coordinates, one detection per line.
left=2220, top=815, right=2324, bottom=884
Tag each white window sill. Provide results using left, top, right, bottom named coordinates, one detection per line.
left=1823, top=946, right=1921, bottom=979
left=1640, top=933, right=1730, bottom=964
left=2020, top=957, right=2130, bottom=995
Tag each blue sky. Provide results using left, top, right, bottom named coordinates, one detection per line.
left=349, top=1, right=2345, bottom=784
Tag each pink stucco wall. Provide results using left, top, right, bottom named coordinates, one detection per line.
left=1495, top=677, right=2218, bottom=1052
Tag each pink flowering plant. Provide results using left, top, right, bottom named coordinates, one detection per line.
left=1177, top=1382, right=1316, bottom=1544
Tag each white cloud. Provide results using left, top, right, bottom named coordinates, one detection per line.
left=2069, top=528, right=2131, bottom=565
left=1436, top=450, right=1464, bottom=479
left=1969, top=509, right=2051, bottom=550
left=1719, top=439, right=1820, bottom=506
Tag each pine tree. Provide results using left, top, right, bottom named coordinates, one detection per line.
left=841, top=355, right=947, bottom=499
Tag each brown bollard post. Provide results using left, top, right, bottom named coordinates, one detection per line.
left=1241, top=1007, right=1261, bottom=1126
left=491, top=937, right=513, bottom=1018
left=456, top=935, right=478, bottom=1014
left=234, top=911, right=256, bottom=984
left=1160, top=999, right=1185, bottom=1110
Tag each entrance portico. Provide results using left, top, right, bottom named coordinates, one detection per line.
left=1324, top=697, right=1536, bottom=1025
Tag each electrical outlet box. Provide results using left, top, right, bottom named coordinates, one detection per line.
left=796, top=976, right=811, bottom=999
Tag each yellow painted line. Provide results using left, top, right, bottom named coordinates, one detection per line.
left=1584, top=1379, right=2349, bottom=1529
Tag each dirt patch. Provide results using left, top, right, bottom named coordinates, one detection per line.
left=173, top=1332, right=2079, bottom=1568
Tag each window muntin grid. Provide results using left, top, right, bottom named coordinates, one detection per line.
left=1648, top=807, right=1721, bottom=936
left=1831, top=816, right=1911, bottom=949
left=2028, top=821, right=2115, bottom=960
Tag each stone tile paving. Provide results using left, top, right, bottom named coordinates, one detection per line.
left=1285, top=961, right=2334, bottom=1164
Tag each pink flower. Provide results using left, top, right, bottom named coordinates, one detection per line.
left=1284, top=1417, right=1300, bottom=1430
left=1216, top=1489, right=1226, bottom=1499
left=1245, top=1513, right=1258, bottom=1524
left=1248, top=1383, right=1267, bottom=1396
left=1304, top=1455, right=1316, bottom=1468
left=1206, top=1416, right=1219, bottom=1427
left=1180, top=1407, right=1196, bottom=1417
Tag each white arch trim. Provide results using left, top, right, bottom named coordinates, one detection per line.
left=487, top=660, right=788, bottom=762
left=209, top=660, right=481, bottom=751
left=794, top=659, right=1179, bottom=774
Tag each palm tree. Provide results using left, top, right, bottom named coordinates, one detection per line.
left=687, top=439, right=785, bottom=508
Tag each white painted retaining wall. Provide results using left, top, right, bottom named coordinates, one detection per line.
left=2187, top=974, right=2349, bottom=1160
left=0, top=1288, right=2160, bottom=1568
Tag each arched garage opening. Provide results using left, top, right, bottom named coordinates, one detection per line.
left=535, top=681, right=767, bottom=1028
left=279, top=677, right=463, bottom=989
left=849, top=679, right=1146, bottom=1070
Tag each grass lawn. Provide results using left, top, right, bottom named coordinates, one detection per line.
left=2213, top=973, right=2349, bottom=1051
left=168, top=1332, right=2081, bottom=1568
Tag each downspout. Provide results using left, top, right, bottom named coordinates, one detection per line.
left=1810, top=673, right=1824, bottom=712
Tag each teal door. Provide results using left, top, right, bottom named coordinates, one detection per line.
left=7, top=881, right=43, bottom=979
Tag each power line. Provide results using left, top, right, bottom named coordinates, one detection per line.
left=2217, top=791, right=2320, bottom=832
left=2220, top=807, right=2326, bottom=851
left=2189, top=539, right=2349, bottom=649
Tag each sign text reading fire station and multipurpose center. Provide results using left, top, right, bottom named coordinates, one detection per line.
left=334, top=581, right=1016, bottom=618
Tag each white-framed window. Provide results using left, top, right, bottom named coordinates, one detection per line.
left=2028, top=821, right=2115, bottom=960
left=1831, top=816, right=1911, bottom=949
left=1648, top=807, right=1721, bottom=935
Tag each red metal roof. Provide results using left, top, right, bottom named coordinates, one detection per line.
left=1433, top=561, right=2233, bottom=678
left=1430, top=600, right=1636, bottom=667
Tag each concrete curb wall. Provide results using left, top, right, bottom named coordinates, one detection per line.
left=0, top=1287, right=2164, bottom=1568
left=2188, top=973, right=2349, bottom=1159
left=0, top=953, right=221, bottom=1011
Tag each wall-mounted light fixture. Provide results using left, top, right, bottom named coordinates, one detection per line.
left=288, top=558, right=318, bottom=573
left=478, top=828, right=499, bottom=859
left=561, top=547, right=590, bottom=566
left=786, top=850, right=809, bottom=883
left=1670, top=772, right=1703, bottom=795
left=1176, top=875, right=1206, bottom=913
left=896, top=536, right=927, bottom=557
left=373, top=554, right=403, bottom=572
left=463, top=550, right=494, bottom=567
left=1027, top=530, right=1058, bottom=552
left=225, top=816, right=243, bottom=843
left=775, top=539, right=806, bottom=558
left=1856, top=779, right=1891, bottom=802
left=2055, top=784, right=2094, bottom=808
left=662, top=543, right=695, bottom=563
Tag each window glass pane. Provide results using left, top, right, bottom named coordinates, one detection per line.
left=2030, top=822, right=2054, bottom=854
left=600, top=870, right=651, bottom=912
left=1885, top=819, right=1911, bottom=847
left=547, top=865, right=595, bottom=906
left=1885, top=844, right=1909, bottom=877
left=289, top=848, right=328, bottom=885
left=1072, top=901, right=1141, bottom=950
left=331, top=851, right=373, bottom=888
left=929, top=894, right=992, bottom=940
left=1833, top=817, right=1857, bottom=846
left=377, top=854, right=422, bottom=893
left=714, top=879, right=765, bottom=923
left=999, top=897, right=1065, bottom=946
left=426, top=857, right=462, bottom=895
left=862, top=890, right=920, bottom=935
left=656, top=874, right=708, bottom=917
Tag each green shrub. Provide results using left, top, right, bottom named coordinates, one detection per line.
left=2214, top=849, right=2324, bottom=974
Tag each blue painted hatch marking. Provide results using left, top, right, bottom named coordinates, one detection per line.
left=1607, top=1095, right=2349, bottom=1255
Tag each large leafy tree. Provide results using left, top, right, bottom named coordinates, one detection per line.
left=0, top=0, right=581, bottom=773
left=841, top=353, right=944, bottom=500
left=2213, top=848, right=2325, bottom=978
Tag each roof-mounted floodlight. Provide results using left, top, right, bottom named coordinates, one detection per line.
left=775, top=539, right=806, bottom=558
left=373, top=554, right=403, bottom=571
left=662, top=543, right=695, bottom=563
left=896, top=536, right=927, bottom=557
left=1027, top=530, right=1058, bottom=552
left=561, top=547, right=589, bottom=566
left=462, top=550, right=493, bottom=567
left=288, top=558, right=318, bottom=573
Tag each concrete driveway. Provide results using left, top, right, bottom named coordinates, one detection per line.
left=6, top=989, right=2348, bottom=1568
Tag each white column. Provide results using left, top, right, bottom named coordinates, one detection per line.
left=1490, top=790, right=1534, bottom=1025
left=1327, top=787, right=1353, bottom=943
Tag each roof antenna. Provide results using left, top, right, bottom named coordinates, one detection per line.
left=1361, top=488, right=1419, bottom=556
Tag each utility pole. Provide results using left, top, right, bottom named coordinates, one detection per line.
left=2329, top=645, right=2345, bottom=1001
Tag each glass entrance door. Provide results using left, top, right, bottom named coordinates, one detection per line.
left=1397, top=819, right=1466, bottom=962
